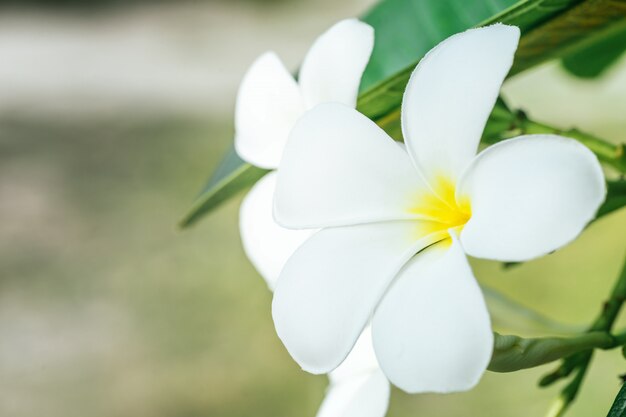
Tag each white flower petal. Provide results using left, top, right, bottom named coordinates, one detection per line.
left=272, top=221, right=441, bottom=374
left=372, top=236, right=493, bottom=393
left=235, top=52, right=305, bottom=169
left=319, top=328, right=389, bottom=417
left=316, top=370, right=390, bottom=417
left=458, top=135, right=606, bottom=262
left=274, top=103, right=428, bottom=229
left=239, top=172, right=316, bottom=289
left=329, top=327, right=380, bottom=383
left=401, top=24, right=520, bottom=184
left=299, top=19, right=374, bottom=109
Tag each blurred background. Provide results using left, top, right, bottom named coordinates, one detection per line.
left=1, top=1, right=626, bottom=416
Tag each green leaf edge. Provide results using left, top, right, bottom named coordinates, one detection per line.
left=562, top=21, right=626, bottom=78
left=607, top=383, right=626, bottom=417
left=178, top=153, right=267, bottom=228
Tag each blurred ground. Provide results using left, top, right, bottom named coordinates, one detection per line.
left=0, top=0, right=376, bottom=118
left=1, top=1, right=626, bottom=417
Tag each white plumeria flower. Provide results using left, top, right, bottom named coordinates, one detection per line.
left=272, top=24, right=606, bottom=393
left=235, top=19, right=390, bottom=417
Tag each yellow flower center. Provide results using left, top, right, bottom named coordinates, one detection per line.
left=409, top=176, right=471, bottom=236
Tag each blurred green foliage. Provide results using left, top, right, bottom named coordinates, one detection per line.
left=562, top=25, right=626, bottom=78
left=0, top=0, right=290, bottom=9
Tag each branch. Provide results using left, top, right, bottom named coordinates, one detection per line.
left=489, top=331, right=618, bottom=373
left=540, top=252, right=626, bottom=416
left=521, top=119, right=626, bottom=174
left=482, top=103, right=626, bottom=175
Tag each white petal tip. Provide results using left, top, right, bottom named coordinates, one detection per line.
left=298, top=19, right=374, bottom=108
left=235, top=50, right=303, bottom=168
left=482, top=23, right=520, bottom=39
left=400, top=22, right=521, bottom=182
left=329, top=18, right=375, bottom=41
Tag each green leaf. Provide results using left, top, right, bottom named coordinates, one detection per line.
left=358, top=0, right=599, bottom=95
left=598, top=180, right=626, bottom=219
left=182, top=0, right=625, bottom=227
left=359, top=0, right=521, bottom=92
left=359, top=0, right=626, bottom=127
left=507, top=0, right=626, bottom=76
left=607, top=383, right=626, bottom=417
left=178, top=147, right=267, bottom=228
left=562, top=22, right=626, bottom=78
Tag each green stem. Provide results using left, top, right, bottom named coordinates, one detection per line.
left=490, top=332, right=615, bottom=373
left=481, top=101, right=626, bottom=175
left=590, top=257, right=626, bottom=332
left=546, top=357, right=592, bottom=417
left=521, top=117, right=626, bottom=174
left=376, top=98, right=626, bottom=174
left=540, top=253, right=626, bottom=416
